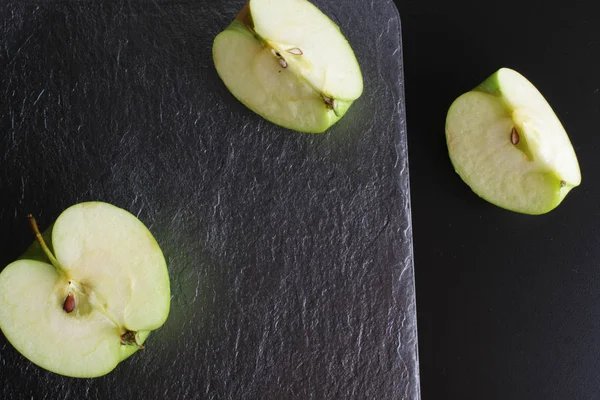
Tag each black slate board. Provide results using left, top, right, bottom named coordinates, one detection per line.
left=0, top=1, right=419, bottom=398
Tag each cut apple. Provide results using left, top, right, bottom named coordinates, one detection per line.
left=212, top=0, right=363, bottom=133
left=445, top=68, right=581, bottom=215
left=0, top=202, right=170, bottom=378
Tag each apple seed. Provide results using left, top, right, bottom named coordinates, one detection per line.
left=287, top=47, right=303, bottom=55
left=511, top=127, right=520, bottom=145
left=269, top=49, right=288, bottom=68
left=63, top=293, right=75, bottom=313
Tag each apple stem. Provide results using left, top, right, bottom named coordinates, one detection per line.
left=27, top=214, right=65, bottom=273
left=27, top=214, right=64, bottom=272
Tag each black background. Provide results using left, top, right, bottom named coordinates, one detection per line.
left=397, top=0, right=600, bottom=399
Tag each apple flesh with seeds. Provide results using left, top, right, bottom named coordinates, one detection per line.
left=445, top=68, right=581, bottom=215
left=212, top=0, right=363, bottom=133
left=0, top=202, right=170, bottom=378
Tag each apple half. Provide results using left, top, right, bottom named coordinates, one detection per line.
left=212, top=0, right=363, bottom=133
left=0, top=202, right=170, bottom=378
left=445, top=68, right=581, bottom=214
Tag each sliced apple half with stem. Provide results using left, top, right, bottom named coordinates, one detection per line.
left=0, top=202, right=170, bottom=378
left=212, top=0, right=363, bottom=133
left=445, top=68, right=581, bottom=215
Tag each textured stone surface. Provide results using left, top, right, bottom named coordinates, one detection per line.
left=0, top=0, right=419, bottom=398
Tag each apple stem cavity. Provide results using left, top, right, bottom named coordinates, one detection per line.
left=27, top=214, right=64, bottom=273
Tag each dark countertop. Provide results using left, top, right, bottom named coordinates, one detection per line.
left=396, top=0, right=600, bottom=398
left=0, top=1, right=419, bottom=399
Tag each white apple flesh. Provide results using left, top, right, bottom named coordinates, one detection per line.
left=212, top=0, right=363, bottom=133
left=0, top=202, right=170, bottom=378
left=445, top=68, right=581, bottom=214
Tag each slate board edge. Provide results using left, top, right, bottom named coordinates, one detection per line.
left=390, top=1, right=422, bottom=399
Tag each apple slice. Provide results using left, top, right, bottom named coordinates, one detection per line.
left=212, top=0, right=363, bottom=133
left=445, top=68, right=581, bottom=214
left=0, top=202, right=170, bottom=378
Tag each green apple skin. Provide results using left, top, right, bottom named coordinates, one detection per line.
left=445, top=68, right=581, bottom=215
left=212, top=0, right=363, bottom=133
left=0, top=202, right=170, bottom=378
